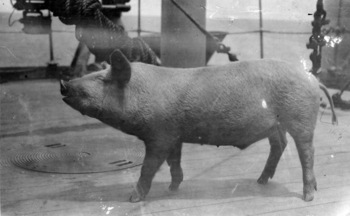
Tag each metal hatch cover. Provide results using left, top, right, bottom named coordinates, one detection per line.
left=2, top=141, right=145, bottom=174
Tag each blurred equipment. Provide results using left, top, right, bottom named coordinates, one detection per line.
left=101, top=0, right=130, bottom=14
left=13, top=0, right=51, bottom=34
left=10, top=0, right=132, bottom=78
left=48, top=0, right=159, bottom=66
left=323, top=0, right=350, bottom=109
left=322, top=0, right=350, bottom=81
left=170, top=0, right=238, bottom=63
left=69, top=0, right=131, bottom=78
left=12, top=0, right=57, bottom=76
left=140, top=31, right=229, bottom=65
left=307, top=0, right=350, bottom=110
left=332, top=80, right=350, bottom=110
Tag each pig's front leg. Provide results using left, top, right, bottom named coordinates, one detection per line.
left=167, top=142, right=183, bottom=191
left=129, top=143, right=170, bottom=202
left=257, top=126, right=287, bottom=184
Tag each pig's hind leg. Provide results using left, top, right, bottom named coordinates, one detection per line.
left=284, top=101, right=318, bottom=201
left=292, top=132, right=317, bottom=202
left=257, top=126, right=287, bottom=185
left=166, top=142, right=184, bottom=191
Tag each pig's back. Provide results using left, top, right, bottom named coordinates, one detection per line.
left=173, top=59, right=319, bottom=114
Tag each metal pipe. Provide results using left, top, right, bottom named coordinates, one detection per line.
left=259, top=0, right=264, bottom=59
left=137, top=0, right=141, bottom=37
left=48, top=11, right=54, bottom=62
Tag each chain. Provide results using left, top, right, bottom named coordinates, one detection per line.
left=306, top=0, right=330, bottom=75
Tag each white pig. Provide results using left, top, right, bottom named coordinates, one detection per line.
left=60, top=50, right=337, bottom=202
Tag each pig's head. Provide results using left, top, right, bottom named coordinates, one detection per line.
left=60, top=50, right=131, bottom=119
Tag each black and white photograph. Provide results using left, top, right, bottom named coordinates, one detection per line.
left=1, top=0, right=350, bottom=215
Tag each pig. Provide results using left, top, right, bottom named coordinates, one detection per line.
left=60, top=50, right=337, bottom=203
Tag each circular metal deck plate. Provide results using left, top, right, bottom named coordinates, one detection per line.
left=4, top=141, right=145, bottom=174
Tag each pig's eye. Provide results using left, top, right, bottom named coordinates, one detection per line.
left=94, top=75, right=105, bottom=82
left=101, top=76, right=112, bottom=83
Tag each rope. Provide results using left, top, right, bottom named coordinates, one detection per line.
left=48, top=0, right=160, bottom=65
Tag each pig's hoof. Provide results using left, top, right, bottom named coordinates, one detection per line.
left=302, top=180, right=317, bottom=202
left=303, top=193, right=314, bottom=202
left=129, top=190, right=144, bottom=203
left=257, top=174, right=269, bottom=185
left=302, top=183, right=317, bottom=202
left=169, top=182, right=180, bottom=192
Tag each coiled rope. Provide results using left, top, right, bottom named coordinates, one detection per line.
left=48, top=0, right=160, bottom=65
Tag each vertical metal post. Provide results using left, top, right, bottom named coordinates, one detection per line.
left=47, top=11, right=57, bottom=77
left=48, top=13, right=54, bottom=62
left=137, top=0, right=141, bottom=37
left=259, top=0, right=264, bottom=59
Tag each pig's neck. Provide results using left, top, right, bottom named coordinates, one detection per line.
left=97, top=87, right=151, bottom=140
left=97, top=108, right=149, bottom=140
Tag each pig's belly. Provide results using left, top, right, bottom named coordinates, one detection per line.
left=180, top=122, right=274, bottom=149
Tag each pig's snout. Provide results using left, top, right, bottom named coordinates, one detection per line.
left=60, top=80, right=69, bottom=96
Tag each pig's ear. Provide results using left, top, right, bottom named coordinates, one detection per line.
left=109, top=50, right=131, bottom=87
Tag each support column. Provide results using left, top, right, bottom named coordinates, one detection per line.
left=161, top=0, right=206, bottom=68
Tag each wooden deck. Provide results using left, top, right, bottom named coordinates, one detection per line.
left=1, top=79, right=350, bottom=216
